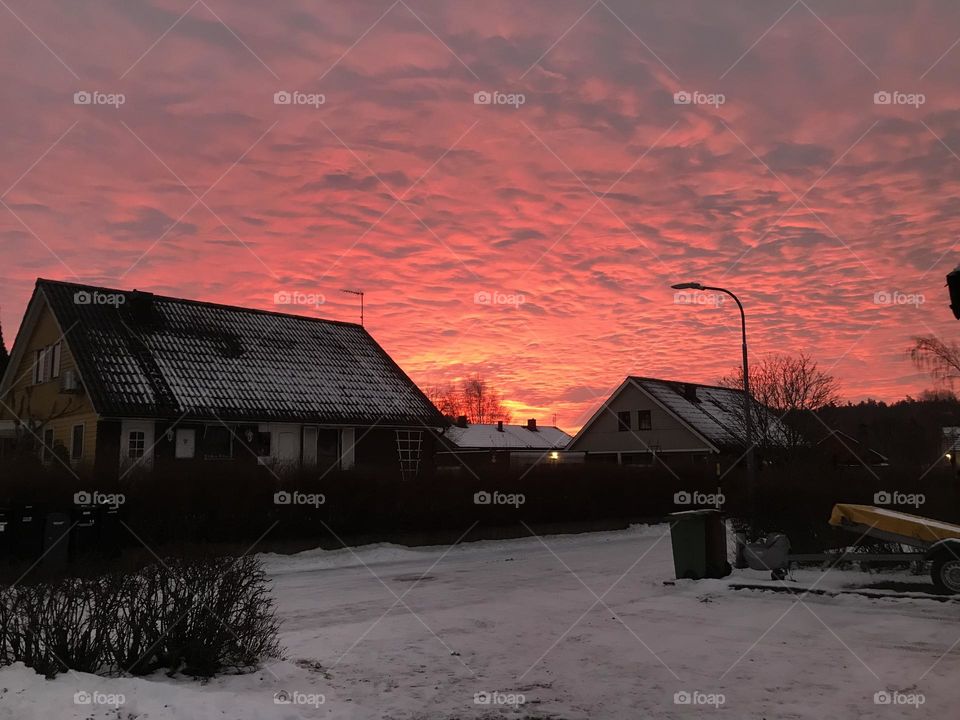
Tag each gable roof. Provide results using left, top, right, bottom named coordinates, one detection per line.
left=570, top=376, right=790, bottom=451
left=441, top=423, right=572, bottom=450
left=817, top=429, right=889, bottom=466
left=14, top=279, right=444, bottom=427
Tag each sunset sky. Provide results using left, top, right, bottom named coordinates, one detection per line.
left=2, top=0, right=960, bottom=430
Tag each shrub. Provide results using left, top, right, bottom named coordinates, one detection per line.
left=0, top=556, right=282, bottom=678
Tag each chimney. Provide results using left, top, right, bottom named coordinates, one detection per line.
left=456, top=415, right=468, bottom=428
left=497, top=420, right=504, bottom=432
left=683, top=384, right=698, bottom=402
left=526, top=418, right=537, bottom=431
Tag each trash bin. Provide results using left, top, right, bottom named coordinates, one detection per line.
left=668, top=509, right=732, bottom=580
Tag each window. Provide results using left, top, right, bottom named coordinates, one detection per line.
left=638, top=410, right=652, bottom=430
left=51, top=342, right=62, bottom=378
left=71, top=424, right=84, bottom=461
left=34, top=348, right=45, bottom=383
left=128, top=430, right=145, bottom=459
left=617, top=411, right=631, bottom=432
left=42, top=428, right=54, bottom=462
left=175, top=428, right=196, bottom=459
left=202, top=425, right=232, bottom=458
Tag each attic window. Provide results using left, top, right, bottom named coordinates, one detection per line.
left=617, top=411, right=631, bottom=432
left=638, top=410, right=652, bottom=430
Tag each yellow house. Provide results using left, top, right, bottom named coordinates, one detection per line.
left=0, top=279, right=445, bottom=480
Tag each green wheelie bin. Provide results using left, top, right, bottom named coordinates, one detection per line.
left=668, top=509, right=732, bottom=580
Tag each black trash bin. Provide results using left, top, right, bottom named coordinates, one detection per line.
left=42, top=512, right=71, bottom=574
left=14, top=504, right=44, bottom=561
left=668, top=509, right=732, bottom=580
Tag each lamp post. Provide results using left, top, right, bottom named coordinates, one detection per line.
left=671, top=282, right=756, bottom=528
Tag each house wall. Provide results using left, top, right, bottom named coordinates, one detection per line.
left=571, top=383, right=713, bottom=455
left=0, top=298, right=99, bottom=466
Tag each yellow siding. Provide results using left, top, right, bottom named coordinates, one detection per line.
left=1, top=298, right=99, bottom=465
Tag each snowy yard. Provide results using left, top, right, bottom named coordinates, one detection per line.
left=1, top=524, right=957, bottom=718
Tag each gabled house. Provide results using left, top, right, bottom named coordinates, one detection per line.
left=434, top=417, right=572, bottom=471
left=0, top=279, right=445, bottom=479
left=567, top=376, right=789, bottom=467
left=817, top=430, right=888, bottom=468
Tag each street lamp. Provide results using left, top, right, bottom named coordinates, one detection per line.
left=671, top=282, right=756, bottom=524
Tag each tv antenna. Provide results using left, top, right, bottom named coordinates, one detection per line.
left=341, top=289, right=364, bottom=326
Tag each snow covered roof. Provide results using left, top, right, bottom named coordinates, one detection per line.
left=34, top=279, right=445, bottom=426
left=630, top=376, right=789, bottom=449
left=442, top=423, right=572, bottom=450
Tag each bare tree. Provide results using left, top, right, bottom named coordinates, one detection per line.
left=427, top=375, right=512, bottom=424
left=425, top=383, right=463, bottom=419
left=720, top=352, right=840, bottom=452
left=910, top=336, right=960, bottom=386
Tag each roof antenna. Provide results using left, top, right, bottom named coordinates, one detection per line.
left=341, top=289, right=364, bottom=326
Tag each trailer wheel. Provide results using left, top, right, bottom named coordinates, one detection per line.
left=931, top=557, right=960, bottom=594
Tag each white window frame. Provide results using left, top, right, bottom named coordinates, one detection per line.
left=41, top=427, right=54, bottom=463
left=34, top=348, right=45, bottom=383
left=51, top=342, right=62, bottom=378
left=128, top=430, right=146, bottom=459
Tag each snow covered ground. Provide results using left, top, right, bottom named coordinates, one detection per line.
left=2, top=523, right=957, bottom=718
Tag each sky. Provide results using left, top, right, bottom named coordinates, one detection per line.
left=2, top=0, right=960, bottom=431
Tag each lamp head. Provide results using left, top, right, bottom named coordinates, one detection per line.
left=671, top=282, right=704, bottom=291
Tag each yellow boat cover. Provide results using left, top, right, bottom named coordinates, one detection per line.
left=829, top=504, right=960, bottom=545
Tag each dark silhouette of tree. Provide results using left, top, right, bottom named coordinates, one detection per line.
left=720, top=352, right=840, bottom=451
left=911, top=336, right=960, bottom=386
left=426, top=375, right=512, bottom=423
